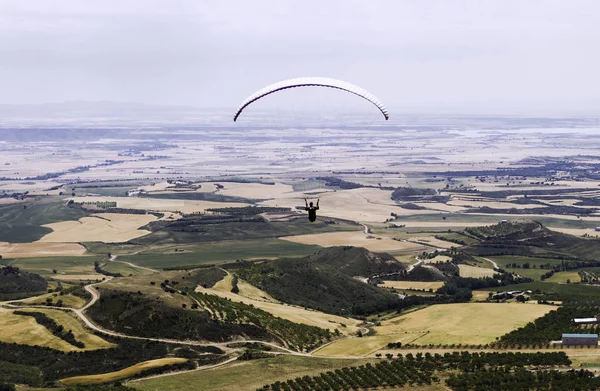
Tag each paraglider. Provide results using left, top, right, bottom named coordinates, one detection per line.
left=305, top=198, right=319, bottom=222
left=233, top=77, right=388, bottom=223
left=233, top=77, right=389, bottom=122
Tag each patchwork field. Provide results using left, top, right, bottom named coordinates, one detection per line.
left=68, top=196, right=250, bottom=214
left=315, top=303, right=556, bottom=356
left=378, top=281, right=445, bottom=291
left=130, top=355, right=377, bottom=391
left=0, top=242, right=86, bottom=258
left=198, top=274, right=362, bottom=335
left=5, top=256, right=102, bottom=277
left=279, top=231, right=424, bottom=254
left=40, top=213, right=156, bottom=243
left=262, top=187, right=439, bottom=223
left=117, top=239, right=322, bottom=269
left=0, top=308, right=114, bottom=352
left=458, top=265, right=497, bottom=278
left=61, top=358, right=188, bottom=386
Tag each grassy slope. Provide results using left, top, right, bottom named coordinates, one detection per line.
left=0, top=308, right=113, bottom=352
left=3, top=256, right=101, bottom=276
left=61, top=358, right=188, bottom=385
left=130, top=356, right=377, bottom=391
left=134, top=218, right=358, bottom=246
left=0, top=199, right=88, bottom=242
left=230, top=247, right=402, bottom=316
left=117, top=239, right=322, bottom=269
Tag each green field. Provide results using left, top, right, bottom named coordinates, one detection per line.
left=118, top=239, right=322, bottom=269
left=0, top=199, right=88, bottom=242
left=4, top=256, right=101, bottom=276
left=546, top=271, right=582, bottom=283
left=130, top=355, right=377, bottom=391
left=482, top=255, right=565, bottom=280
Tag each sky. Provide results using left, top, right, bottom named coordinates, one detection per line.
left=0, top=0, right=598, bottom=114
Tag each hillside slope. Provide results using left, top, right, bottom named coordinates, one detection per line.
left=229, top=247, right=403, bottom=316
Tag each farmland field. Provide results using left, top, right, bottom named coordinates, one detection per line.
left=130, top=355, right=378, bottom=391
left=0, top=242, right=87, bottom=258
left=546, top=271, right=582, bottom=283
left=0, top=308, right=114, bottom=352
left=280, top=231, right=424, bottom=253
left=315, top=303, right=556, bottom=356
left=61, top=358, right=188, bottom=385
left=200, top=274, right=362, bottom=334
left=3, top=256, right=102, bottom=277
left=378, top=281, right=444, bottom=291
left=458, top=265, right=496, bottom=278
left=117, top=239, right=322, bottom=268
left=40, top=213, right=156, bottom=243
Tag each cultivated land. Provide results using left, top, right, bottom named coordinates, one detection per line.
left=0, top=242, right=86, bottom=258
left=378, top=281, right=445, bottom=291
left=3, top=256, right=103, bottom=277
left=5, top=118, right=600, bottom=388
left=130, top=355, right=378, bottom=391
left=280, top=231, right=425, bottom=254
left=40, top=213, right=156, bottom=243
left=458, top=264, right=496, bottom=278
left=0, top=308, right=114, bottom=352
left=68, top=196, right=250, bottom=214
left=61, top=358, right=188, bottom=386
left=199, top=274, right=362, bottom=335
left=315, top=303, right=556, bottom=356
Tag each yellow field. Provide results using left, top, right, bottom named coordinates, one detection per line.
left=315, top=303, right=556, bottom=356
left=199, top=274, right=361, bottom=335
left=448, top=199, right=547, bottom=210
left=68, top=196, right=249, bottom=214
left=61, top=358, right=188, bottom=385
left=379, top=281, right=444, bottom=291
left=217, top=276, right=278, bottom=303
left=27, top=308, right=114, bottom=350
left=458, top=265, right=496, bottom=278
left=191, top=181, right=294, bottom=200
left=19, top=292, right=87, bottom=308
left=52, top=274, right=105, bottom=281
left=261, top=187, right=439, bottom=223
left=280, top=231, right=424, bottom=254
left=0, top=241, right=86, bottom=258
left=40, top=213, right=156, bottom=243
left=548, top=227, right=600, bottom=237
left=408, top=237, right=457, bottom=249
left=546, top=271, right=582, bottom=283
left=471, top=290, right=492, bottom=301
left=0, top=308, right=113, bottom=352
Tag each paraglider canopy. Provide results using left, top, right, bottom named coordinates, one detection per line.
left=233, top=77, right=389, bottom=122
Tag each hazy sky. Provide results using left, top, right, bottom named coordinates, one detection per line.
left=0, top=0, right=598, bottom=114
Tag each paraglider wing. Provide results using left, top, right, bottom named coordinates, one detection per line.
left=233, top=77, right=389, bottom=121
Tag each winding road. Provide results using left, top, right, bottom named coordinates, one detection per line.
left=482, top=257, right=499, bottom=269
